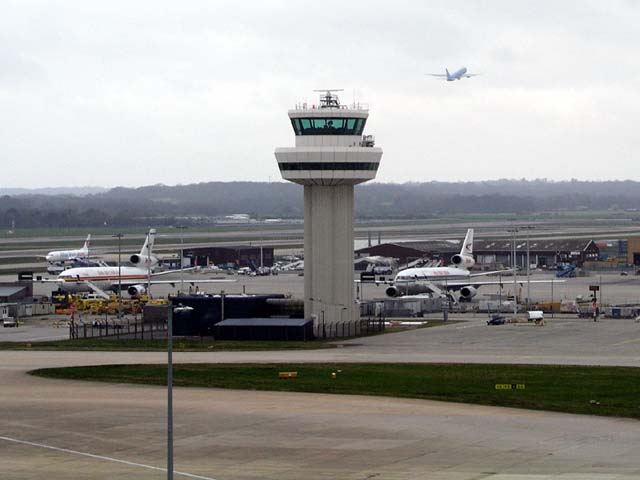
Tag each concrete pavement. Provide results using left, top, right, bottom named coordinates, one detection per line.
left=2, top=317, right=640, bottom=479
left=1, top=354, right=639, bottom=480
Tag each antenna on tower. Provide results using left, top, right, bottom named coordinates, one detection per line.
left=313, top=89, right=344, bottom=108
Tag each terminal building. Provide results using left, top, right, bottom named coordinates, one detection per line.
left=275, top=90, right=383, bottom=336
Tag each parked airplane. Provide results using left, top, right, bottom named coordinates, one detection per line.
left=45, top=234, right=91, bottom=262
left=386, top=229, right=558, bottom=301
left=426, top=67, right=478, bottom=81
left=43, top=229, right=233, bottom=299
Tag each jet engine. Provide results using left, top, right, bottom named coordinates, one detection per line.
left=385, top=284, right=432, bottom=298
left=386, top=286, right=401, bottom=297
left=450, top=254, right=475, bottom=269
left=130, top=254, right=159, bottom=267
left=459, top=286, right=478, bottom=301
left=127, top=284, right=147, bottom=298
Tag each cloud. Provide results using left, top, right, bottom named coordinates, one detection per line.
left=0, top=0, right=638, bottom=187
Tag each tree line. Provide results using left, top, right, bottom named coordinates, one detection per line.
left=2, top=179, right=640, bottom=228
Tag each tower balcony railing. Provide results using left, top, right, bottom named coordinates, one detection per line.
left=292, top=102, right=369, bottom=111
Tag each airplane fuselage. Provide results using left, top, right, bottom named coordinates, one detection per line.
left=447, top=67, right=468, bottom=81
left=394, top=266, right=471, bottom=286
left=46, top=248, right=89, bottom=263
left=57, top=266, right=149, bottom=292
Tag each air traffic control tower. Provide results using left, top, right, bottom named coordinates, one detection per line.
left=275, top=90, right=383, bottom=336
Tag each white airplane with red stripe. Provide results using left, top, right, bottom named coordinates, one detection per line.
left=386, top=229, right=561, bottom=301
left=45, top=234, right=91, bottom=262
left=45, top=229, right=233, bottom=298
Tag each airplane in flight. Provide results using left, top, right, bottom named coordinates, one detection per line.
left=45, top=234, right=91, bottom=263
left=426, top=67, right=479, bottom=81
left=43, top=229, right=233, bottom=299
left=385, top=229, right=559, bottom=301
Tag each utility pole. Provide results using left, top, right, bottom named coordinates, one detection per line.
left=167, top=305, right=173, bottom=480
left=112, top=233, right=124, bottom=319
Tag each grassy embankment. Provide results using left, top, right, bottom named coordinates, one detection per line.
left=31, top=363, right=640, bottom=420
left=0, top=338, right=334, bottom=351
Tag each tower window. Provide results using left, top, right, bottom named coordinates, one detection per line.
left=290, top=117, right=367, bottom=135
left=278, top=162, right=378, bottom=171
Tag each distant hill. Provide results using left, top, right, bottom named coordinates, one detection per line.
left=0, top=187, right=108, bottom=196
left=2, top=179, right=640, bottom=228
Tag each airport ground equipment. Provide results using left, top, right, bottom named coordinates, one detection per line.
left=487, top=314, right=506, bottom=325
left=556, top=264, right=577, bottom=278
left=275, top=90, right=383, bottom=337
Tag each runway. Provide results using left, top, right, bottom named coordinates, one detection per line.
left=2, top=319, right=640, bottom=479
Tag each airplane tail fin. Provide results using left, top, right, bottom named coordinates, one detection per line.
left=445, top=68, right=450, bottom=79
left=140, top=229, right=156, bottom=258
left=83, top=234, right=91, bottom=250
left=460, top=228, right=474, bottom=256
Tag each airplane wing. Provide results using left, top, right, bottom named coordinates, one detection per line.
left=464, top=73, right=480, bottom=77
left=425, top=73, right=447, bottom=77
left=107, top=278, right=236, bottom=288
left=469, top=269, right=514, bottom=277
left=142, top=279, right=236, bottom=286
left=150, top=267, right=199, bottom=277
left=85, top=281, right=112, bottom=300
left=438, top=279, right=564, bottom=288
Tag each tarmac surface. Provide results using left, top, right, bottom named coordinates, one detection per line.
left=2, top=320, right=640, bottom=479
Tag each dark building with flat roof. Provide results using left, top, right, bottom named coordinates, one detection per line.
left=183, top=246, right=274, bottom=269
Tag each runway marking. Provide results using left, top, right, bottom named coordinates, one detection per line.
left=611, top=337, right=640, bottom=347
left=0, top=436, right=218, bottom=480
left=455, top=323, right=486, bottom=330
left=11, top=335, right=69, bottom=341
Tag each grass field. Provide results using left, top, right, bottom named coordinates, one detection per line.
left=0, top=338, right=333, bottom=351
left=31, top=363, right=640, bottom=419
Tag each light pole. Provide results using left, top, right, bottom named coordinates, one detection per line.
left=260, top=233, right=264, bottom=270
left=508, top=228, right=519, bottom=316
left=176, top=226, right=188, bottom=294
left=521, top=225, right=535, bottom=308
left=112, top=233, right=124, bottom=319
left=167, top=303, right=193, bottom=480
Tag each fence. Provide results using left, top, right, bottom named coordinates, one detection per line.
left=312, top=315, right=386, bottom=339
left=360, top=315, right=386, bottom=335
left=69, top=319, right=167, bottom=340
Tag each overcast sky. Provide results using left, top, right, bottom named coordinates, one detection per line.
left=1, top=1, right=639, bottom=188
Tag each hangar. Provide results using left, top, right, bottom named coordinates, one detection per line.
left=356, top=238, right=599, bottom=269
left=182, top=246, right=274, bottom=269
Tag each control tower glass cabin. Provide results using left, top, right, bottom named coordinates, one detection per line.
left=274, top=90, right=383, bottom=337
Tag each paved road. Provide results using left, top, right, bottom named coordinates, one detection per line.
left=343, top=317, right=640, bottom=367
left=2, top=319, right=640, bottom=479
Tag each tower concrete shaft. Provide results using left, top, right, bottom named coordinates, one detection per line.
left=275, top=90, right=382, bottom=337
left=304, top=184, right=355, bottom=336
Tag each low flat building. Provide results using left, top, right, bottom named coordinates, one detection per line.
left=182, top=246, right=274, bottom=269
left=627, top=236, right=640, bottom=265
left=0, top=286, right=27, bottom=303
